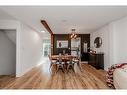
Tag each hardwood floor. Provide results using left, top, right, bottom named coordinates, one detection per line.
left=0, top=58, right=110, bottom=89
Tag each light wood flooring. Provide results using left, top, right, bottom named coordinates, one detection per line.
left=0, top=58, right=110, bottom=89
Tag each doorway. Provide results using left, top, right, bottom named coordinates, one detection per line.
left=0, top=29, right=16, bottom=76
left=71, top=37, right=81, bottom=57
left=42, top=32, right=51, bottom=57
left=42, top=42, right=51, bottom=57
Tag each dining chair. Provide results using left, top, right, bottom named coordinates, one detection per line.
left=56, top=54, right=65, bottom=73
left=73, top=56, right=80, bottom=65
left=48, top=55, right=57, bottom=71
left=67, top=57, right=75, bottom=72
left=73, top=56, right=82, bottom=71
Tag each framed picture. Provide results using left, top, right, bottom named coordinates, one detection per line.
left=57, top=40, right=68, bottom=48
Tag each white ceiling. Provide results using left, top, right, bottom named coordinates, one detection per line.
left=1, top=6, right=127, bottom=34
left=0, top=9, right=15, bottom=20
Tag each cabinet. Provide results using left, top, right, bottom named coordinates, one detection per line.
left=81, top=52, right=89, bottom=61
left=88, top=53, right=104, bottom=69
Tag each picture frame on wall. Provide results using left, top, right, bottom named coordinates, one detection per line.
left=57, top=40, right=68, bottom=48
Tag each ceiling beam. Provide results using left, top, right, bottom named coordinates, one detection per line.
left=41, top=20, right=53, bottom=35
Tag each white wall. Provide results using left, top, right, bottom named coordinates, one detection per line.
left=90, top=25, right=110, bottom=70
left=0, top=30, right=16, bottom=75
left=0, top=20, right=21, bottom=77
left=91, top=16, right=127, bottom=70
left=0, top=20, right=43, bottom=77
left=111, top=17, right=127, bottom=64
left=20, top=23, right=43, bottom=76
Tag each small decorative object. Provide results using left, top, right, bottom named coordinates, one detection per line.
left=94, top=37, right=102, bottom=48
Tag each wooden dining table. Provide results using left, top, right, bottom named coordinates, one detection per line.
left=51, top=54, right=78, bottom=70
left=51, top=54, right=78, bottom=61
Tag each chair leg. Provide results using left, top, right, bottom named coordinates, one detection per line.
left=77, top=62, right=80, bottom=66
left=50, top=63, right=53, bottom=69
left=56, top=65, right=65, bottom=73
left=78, top=62, right=83, bottom=72
left=50, top=63, right=56, bottom=74
left=72, top=65, right=75, bottom=72
left=67, top=64, right=75, bottom=73
left=62, top=66, right=65, bottom=73
left=49, top=63, right=52, bottom=73
left=56, top=66, right=60, bottom=73
left=67, top=65, right=70, bottom=73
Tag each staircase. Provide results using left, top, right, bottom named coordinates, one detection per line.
left=4, top=30, right=16, bottom=44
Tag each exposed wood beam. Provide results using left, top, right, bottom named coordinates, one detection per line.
left=41, top=20, right=54, bottom=55
left=41, top=20, right=53, bottom=35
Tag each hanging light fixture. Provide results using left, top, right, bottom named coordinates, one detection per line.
left=70, top=29, right=77, bottom=39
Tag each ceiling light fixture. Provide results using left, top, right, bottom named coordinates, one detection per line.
left=70, top=29, right=77, bottom=39
left=40, top=30, right=45, bottom=33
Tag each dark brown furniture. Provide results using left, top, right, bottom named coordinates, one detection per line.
left=81, top=52, right=89, bottom=61
left=88, top=53, right=104, bottom=69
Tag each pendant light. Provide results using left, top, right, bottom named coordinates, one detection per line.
left=70, top=29, right=77, bottom=39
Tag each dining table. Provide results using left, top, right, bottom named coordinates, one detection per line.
left=51, top=54, right=78, bottom=70
left=51, top=54, right=78, bottom=61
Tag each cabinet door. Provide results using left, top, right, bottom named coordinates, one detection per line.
left=81, top=52, right=89, bottom=61
left=98, top=54, right=104, bottom=69
left=89, top=54, right=96, bottom=67
left=88, top=54, right=104, bottom=69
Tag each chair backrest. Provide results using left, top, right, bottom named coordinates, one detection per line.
left=59, top=56, right=62, bottom=62
left=66, top=56, right=72, bottom=64
left=57, top=54, right=63, bottom=64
